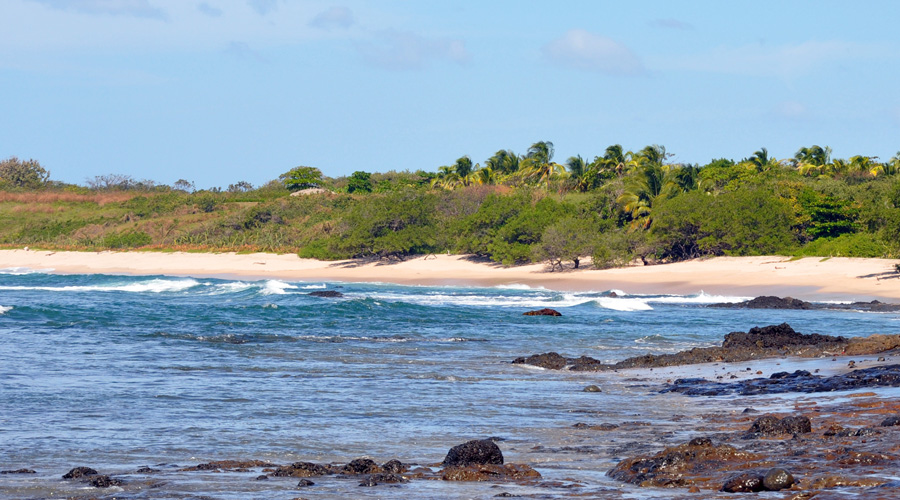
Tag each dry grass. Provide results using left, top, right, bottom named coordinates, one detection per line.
left=0, top=191, right=139, bottom=205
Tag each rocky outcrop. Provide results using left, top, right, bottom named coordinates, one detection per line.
left=522, top=308, right=561, bottom=316
left=442, top=439, right=503, bottom=467
left=309, top=290, right=343, bottom=298
left=608, top=439, right=760, bottom=487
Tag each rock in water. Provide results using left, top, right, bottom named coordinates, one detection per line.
left=762, top=468, right=794, bottom=491
left=442, top=439, right=504, bottom=467
left=722, top=473, right=764, bottom=492
left=309, top=290, right=343, bottom=298
left=523, top=308, right=561, bottom=316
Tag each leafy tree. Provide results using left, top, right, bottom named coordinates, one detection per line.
left=0, top=157, right=50, bottom=189
left=799, top=192, right=859, bottom=240
left=347, top=171, right=373, bottom=193
left=280, top=166, right=324, bottom=191
left=173, top=179, right=195, bottom=192
left=332, top=189, right=438, bottom=259
left=227, top=181, right=253, bottom=193
left=534, top=216, right=602, bottom=270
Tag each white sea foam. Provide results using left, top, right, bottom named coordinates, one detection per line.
left=595, top=297, right=654, bottom=311
left=365, top=291, right=586, bottom=309
left=0, top=267, right=54, bottom=275
left=493, top=284, right=546, bottom=291
left=645, top=291, right=752, bottom=305
left=0, top=278, right=200, bottom=294
left=261, top=280, right=298, bottom=295
left=0, top=305, right=12, bottom=314
left=300, top=284, right=327, bottom=289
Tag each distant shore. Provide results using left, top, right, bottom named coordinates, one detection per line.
left=2, top=249, right=900, bottom=301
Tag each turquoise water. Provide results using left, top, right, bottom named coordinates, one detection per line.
left=0, top=270, right=897, bottom=498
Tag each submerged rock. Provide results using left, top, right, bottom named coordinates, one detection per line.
left=309, top=290, right=343, bottom=298
left=62, top=467, right=99, bottom=479
left=712, top=295, right=812, bottom=309
left=442, top=439, right=504, bottom=467
left=440, top=464, right=540, bottom=482
left=271, top=462, right=333, bottom=478
left=722, top=473, right=765, bottom=492
left=608, top=439, right=760, bottom=487
left=721, top=323, right=845, bottom=349
left=763, top=467, right=795, bottom=491
left=745, top=415, right=811, bottom=438
left=0, top=469, right=36, bottom=474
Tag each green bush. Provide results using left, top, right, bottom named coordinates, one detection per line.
left=796, top=233, right=888, bottom=258
left=102, top=231, right=152, bottom=248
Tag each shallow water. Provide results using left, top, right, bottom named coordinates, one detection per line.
left=1, top=270, right=898, bottom=498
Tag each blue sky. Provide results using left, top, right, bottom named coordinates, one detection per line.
left=2, top=0, right=899, bottom=188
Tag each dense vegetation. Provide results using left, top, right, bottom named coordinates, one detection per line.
left=2, top=142, right=900, bottom=269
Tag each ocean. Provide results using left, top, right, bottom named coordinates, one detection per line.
left=0, top=269, right=897, bottom=499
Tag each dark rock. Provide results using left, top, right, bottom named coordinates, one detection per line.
left=381, top=460, right=407, bottom=474
left=583, top=385, right=602, bottom=393
left=309, top=290, right=343, bottom=298
left=341, top=458, right=382, bottom=475
left=512, top=352, right=567, bottom=370
left=271, top=462, right=333, bottom=478
left=63, top=467, right=99, bottom=479
left=296, top=478, right=315, bottom=487
left=88, top=475, right=123, bottom=488
left=762, top=468, right=794, bottom=491
left=688, top=437, right=713, bottom=447
left=523, top=308, right=561, bottom=316
left=722, top=323, right=845, bottom=349
left=256, top=475, right=268, bottom=480
left=0, top=469, right=36, bottom=474
left=359, top=473, right=408, bottom=486
left=721, top=295, right=812, bottom=310
left=665, top=364, right=900, bottom=396
left=746, top=415, right=811, bottom=437
left=495, top=493, right=519, bottom=497
left=440, top=464, right=540, bottom=481
left=135, top=466, right=158, bottom=473
left=442, top=439, right=504, bottom=467
left=882, top=415, right=900, bottom=427
left=608, top=441, right=759, bottom=487
left=722, top=473, right=765, bottom=492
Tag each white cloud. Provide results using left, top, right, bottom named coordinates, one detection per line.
left=356, top=30, right=470, bottom=70
left=27, top=0, right=167, bottom=20
left=652, top=18, right=693, bottom=30
left=542, top=29, right=644, bottom=76
left=197, top=2, right=222, bottom=17
left=309, top=6, right=354, bottom=30
left=246, top=0, right=276, bottom=15
left=774, top=100, right=809, bottom=119
left=669, top=40, right=884, bottom=80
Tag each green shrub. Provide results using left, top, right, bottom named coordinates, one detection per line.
left=103, top=231, right=152, bottom=248
left=796, top=233, right=888, bottom=258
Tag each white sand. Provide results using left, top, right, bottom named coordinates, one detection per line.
left=1, top=249, right=900, bottom=301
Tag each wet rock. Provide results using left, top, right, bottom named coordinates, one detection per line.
left=722, top=472, right=764, bottom=492
left=523, top=308, right=561, bottom=316
left=296, top=478, right=315, bottom=487
left=608, top=441, right=759, bottom=487
left=825, top=426, right=881, bottom=437
left=512, top=352, right=567, bottom=369
left=381, top=460, right=407, bottom=474
left=881, top=415, right=900, bottom=427
left=664, top=364, right=900, bottom=396
left=358, top=473, right=408, bottom=486
left=309, top=290, right=343, bottom=298
left=722, top=323, right=845, bottom=349
left=573, top=422, right=619, bottom=431
left=256, top=475, right=268, bottom=480
left=0, top=469, right=36, bottom=474
left=763, top=467, right=794, bottom=491
left=440, top=463, right=540, bottom=482
left=688, top=437, right=713, bottom=447
left=180, top=459, right=270, bottom=472
left=442, top=439, right=504, bottom=467
left=63, top=467, right=99, bottom=479
left=135, top=466, right=158, bottom=473
left=583, top=385, right=602, bottom=392
left=88, top=475, right=123, bottom=488
left=340, top=458, right=382, bottom=475
left=271, top=462, right=333, bottom=478
left=713, top=296, right=813, bottom=310
left=745, top=415, right=811, bottom=437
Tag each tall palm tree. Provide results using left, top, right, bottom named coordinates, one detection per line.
left=565, top=155, right=589, bottom=192
left=522, top=141, right=566, bottom=189
left=617, top=163, right=670, bottom=230
left=485, top=149, right=520, bottom=176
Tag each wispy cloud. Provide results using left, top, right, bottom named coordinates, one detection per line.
left=651, top=18, right=693, bottom=30
left=224, top=41, right=266, bottom=62
left=670, top=40, right=884, bottom=80
left=246, top=0, right=277, bottom=15
left=542, top=29, right=644, bottom=76
left=27, top=0, right=167, bottom=20
left=356, top=30, right=469, bottom=70
left=197, top=2, right=222, bottom=18
left=309, top=6, right=354, bottom=30
left=774, top=100, right=809, bottom=120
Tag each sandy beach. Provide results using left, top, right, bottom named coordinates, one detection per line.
left=2, top=249, right=900, bottom=301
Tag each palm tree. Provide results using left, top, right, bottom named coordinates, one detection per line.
left=521, top=141, right=566, bottom=189
left=485, top=149, right=520, bottom=176
left=565, top=155, right=589, bottom=192
left=617, top=162, right=670, bottom=230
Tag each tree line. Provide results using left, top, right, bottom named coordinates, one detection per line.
left=1, top=141, right=899, bottom=269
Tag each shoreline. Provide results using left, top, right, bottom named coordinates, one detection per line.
left=2, top=249, right=900, bottom=300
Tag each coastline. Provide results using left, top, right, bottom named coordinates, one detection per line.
left=2, top=249, right=900, bottom=301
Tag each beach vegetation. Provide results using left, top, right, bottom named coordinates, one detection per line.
left=4, top=141, right=900, bottom=265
